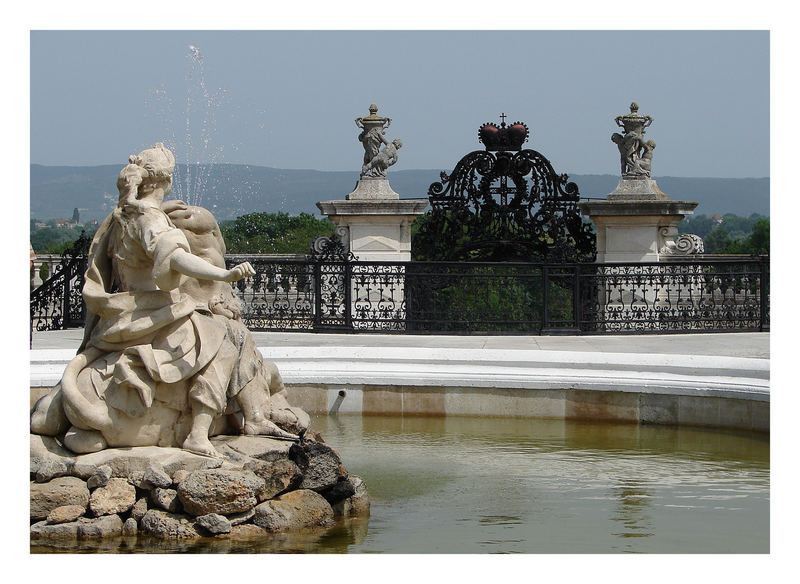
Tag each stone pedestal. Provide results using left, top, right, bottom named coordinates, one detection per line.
left=607, top=177, right=668, bottom=201
left=346, top=177, right=401, bottom=201
left=579, top=200, right=699, bottom=263
left=316, top=198, right=428, bottom=261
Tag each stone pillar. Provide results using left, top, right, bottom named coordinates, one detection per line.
left=31, top=260, right=43, bottom=289
left=579, top=102, right=702, bottom=262
left=317, top=104, right=428, bottom=261
left=577, top=102, right=707, bottom=331
left=316, top=198, right=428, bottom=262
left=578, top=199, right=699, bottom=263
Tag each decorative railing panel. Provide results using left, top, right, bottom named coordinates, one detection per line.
left=576, top=259, right=768, bottom=333
left=227, top=256, right=769, bottom=335
left=32, top=247, right=768, bottom=335
left=227, top=257, right=315, bottom=331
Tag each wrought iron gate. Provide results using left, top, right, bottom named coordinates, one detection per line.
left=413, top=116, right=596, bottom=263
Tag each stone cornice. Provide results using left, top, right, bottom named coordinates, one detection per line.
left=317, top=199, right=429, bottom=216
left=579, top=200, right=699, bottom=217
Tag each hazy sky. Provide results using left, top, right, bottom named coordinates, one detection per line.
left=30, top=30, right=769, bottom=178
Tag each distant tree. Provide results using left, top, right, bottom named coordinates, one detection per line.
left=678, top=214, right=718, bottom=239
left=720, top=213, right=755, bottom=241
left=30, top=226, right=96, bottom=254
left=718, top=218, right=769, bottom=255
left=703, top=226, right=733, bottom=254
left=748, top=218, right=770, bottom=254
left=679, top=213, right=768, bottom=255
left=220, top=212, right=334, bottom=254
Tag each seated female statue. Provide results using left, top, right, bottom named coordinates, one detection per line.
left=31, top=143, right=308, bottom=457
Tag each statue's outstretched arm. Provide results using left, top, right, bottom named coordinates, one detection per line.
left=170, top=249, right=254, bottom=282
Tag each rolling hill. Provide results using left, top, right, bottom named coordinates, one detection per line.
left=30, top=163, right=770, bottom=223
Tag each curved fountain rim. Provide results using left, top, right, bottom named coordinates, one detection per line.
left=30, top=345, right=769, bottom=403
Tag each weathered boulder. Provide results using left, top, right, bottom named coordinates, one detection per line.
left=195, top=513, right=232, bottom=535
left=89, top=478, right=136, bottom=516
left=139, top=509, right=201, bottom=539
left=244, top=458, right=302, bottom=500
left=126, top=471, right=147, bottom=489
left=30, top=434, right=74, bottom=479
left=35, top=459, right=69, bottom=483
left=30, top=476, right=89, bottom=521
left=122, top=517, right=138, bottom=536
left=320, top=477, right=357, bottom=505
left=86, top=465, right=113, bottom=489
left=289, top=441, right=347, bottom=492
left=130, top=497, right=149, bottom=522
left=46, top=504, right=86, bottom=524
left=177, top=469, right=266, bottom=516
left=252, top=489, right=334, bottom=532
left=151, top=488, right=182, bottom=513
left=31, top=519, right=84, bottom=538
left=171, top=470, right=191, bottom=486
left=142, top=463, right=172, bottom=490
left=331, top=476, right=370, bottom=517
left=71, top=446, right=224, bottom=481
left=77, top=514, right=123, bottom=537
left=229, top=524, right=267, bottom=537
left=226, top=508, right=255, bottom=526
left=211, top=435, right=293, bottom=462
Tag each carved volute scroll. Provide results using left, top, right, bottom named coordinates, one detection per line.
left=309, top=226, right=355, bottom=261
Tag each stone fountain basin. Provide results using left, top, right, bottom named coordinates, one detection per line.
left=32, top=345, right=769, bottom=432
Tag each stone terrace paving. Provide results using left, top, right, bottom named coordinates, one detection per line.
left=32, top=329, right=770, bottom=360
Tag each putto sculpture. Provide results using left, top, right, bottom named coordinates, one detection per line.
left=606, top=101, right=667, bottom=201
left=346, top=104, right=404, bottom=200
left=30, top=143, right=309, bottom=458
left=611, top=102, right=655, bottom=178
left=355, top=103, right=403, bottom=178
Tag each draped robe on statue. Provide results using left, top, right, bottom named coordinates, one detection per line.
left=62, top=205, right=234, bottom=447
left=33, top=200, right=305, bottom=452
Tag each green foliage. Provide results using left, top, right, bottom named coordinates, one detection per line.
left=30, top=226, right=96, bottom=254
left=717, top=218, right=770, bottom=254
left=409, top=266, right=575, bottom=333
left=220, top=212, right=334, bottom=254
left=703, top=226, right=733, bottom=254
left=679, top=214, right=769, bottom=254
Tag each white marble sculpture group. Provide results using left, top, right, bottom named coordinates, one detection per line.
left=31, top=143, right=309, bottom=458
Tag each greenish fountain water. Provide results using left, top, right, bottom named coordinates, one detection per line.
left=31, top=415, right=769, bottom=554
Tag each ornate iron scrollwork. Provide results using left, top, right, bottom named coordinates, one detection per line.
left=414, top=117, right=596, bottom=262
left=308, top=226, right=355, bottom=262
left=30, top=231, right=91, bottom=332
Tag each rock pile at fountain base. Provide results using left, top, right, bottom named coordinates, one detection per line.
left=30, top=433, right=369, bottom=541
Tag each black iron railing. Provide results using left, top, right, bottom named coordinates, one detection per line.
left=30, top=248, right=769, bottom=335
left=225, top=255, right=769, bottom=335
left=30, top=232, right=91, bottom=334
